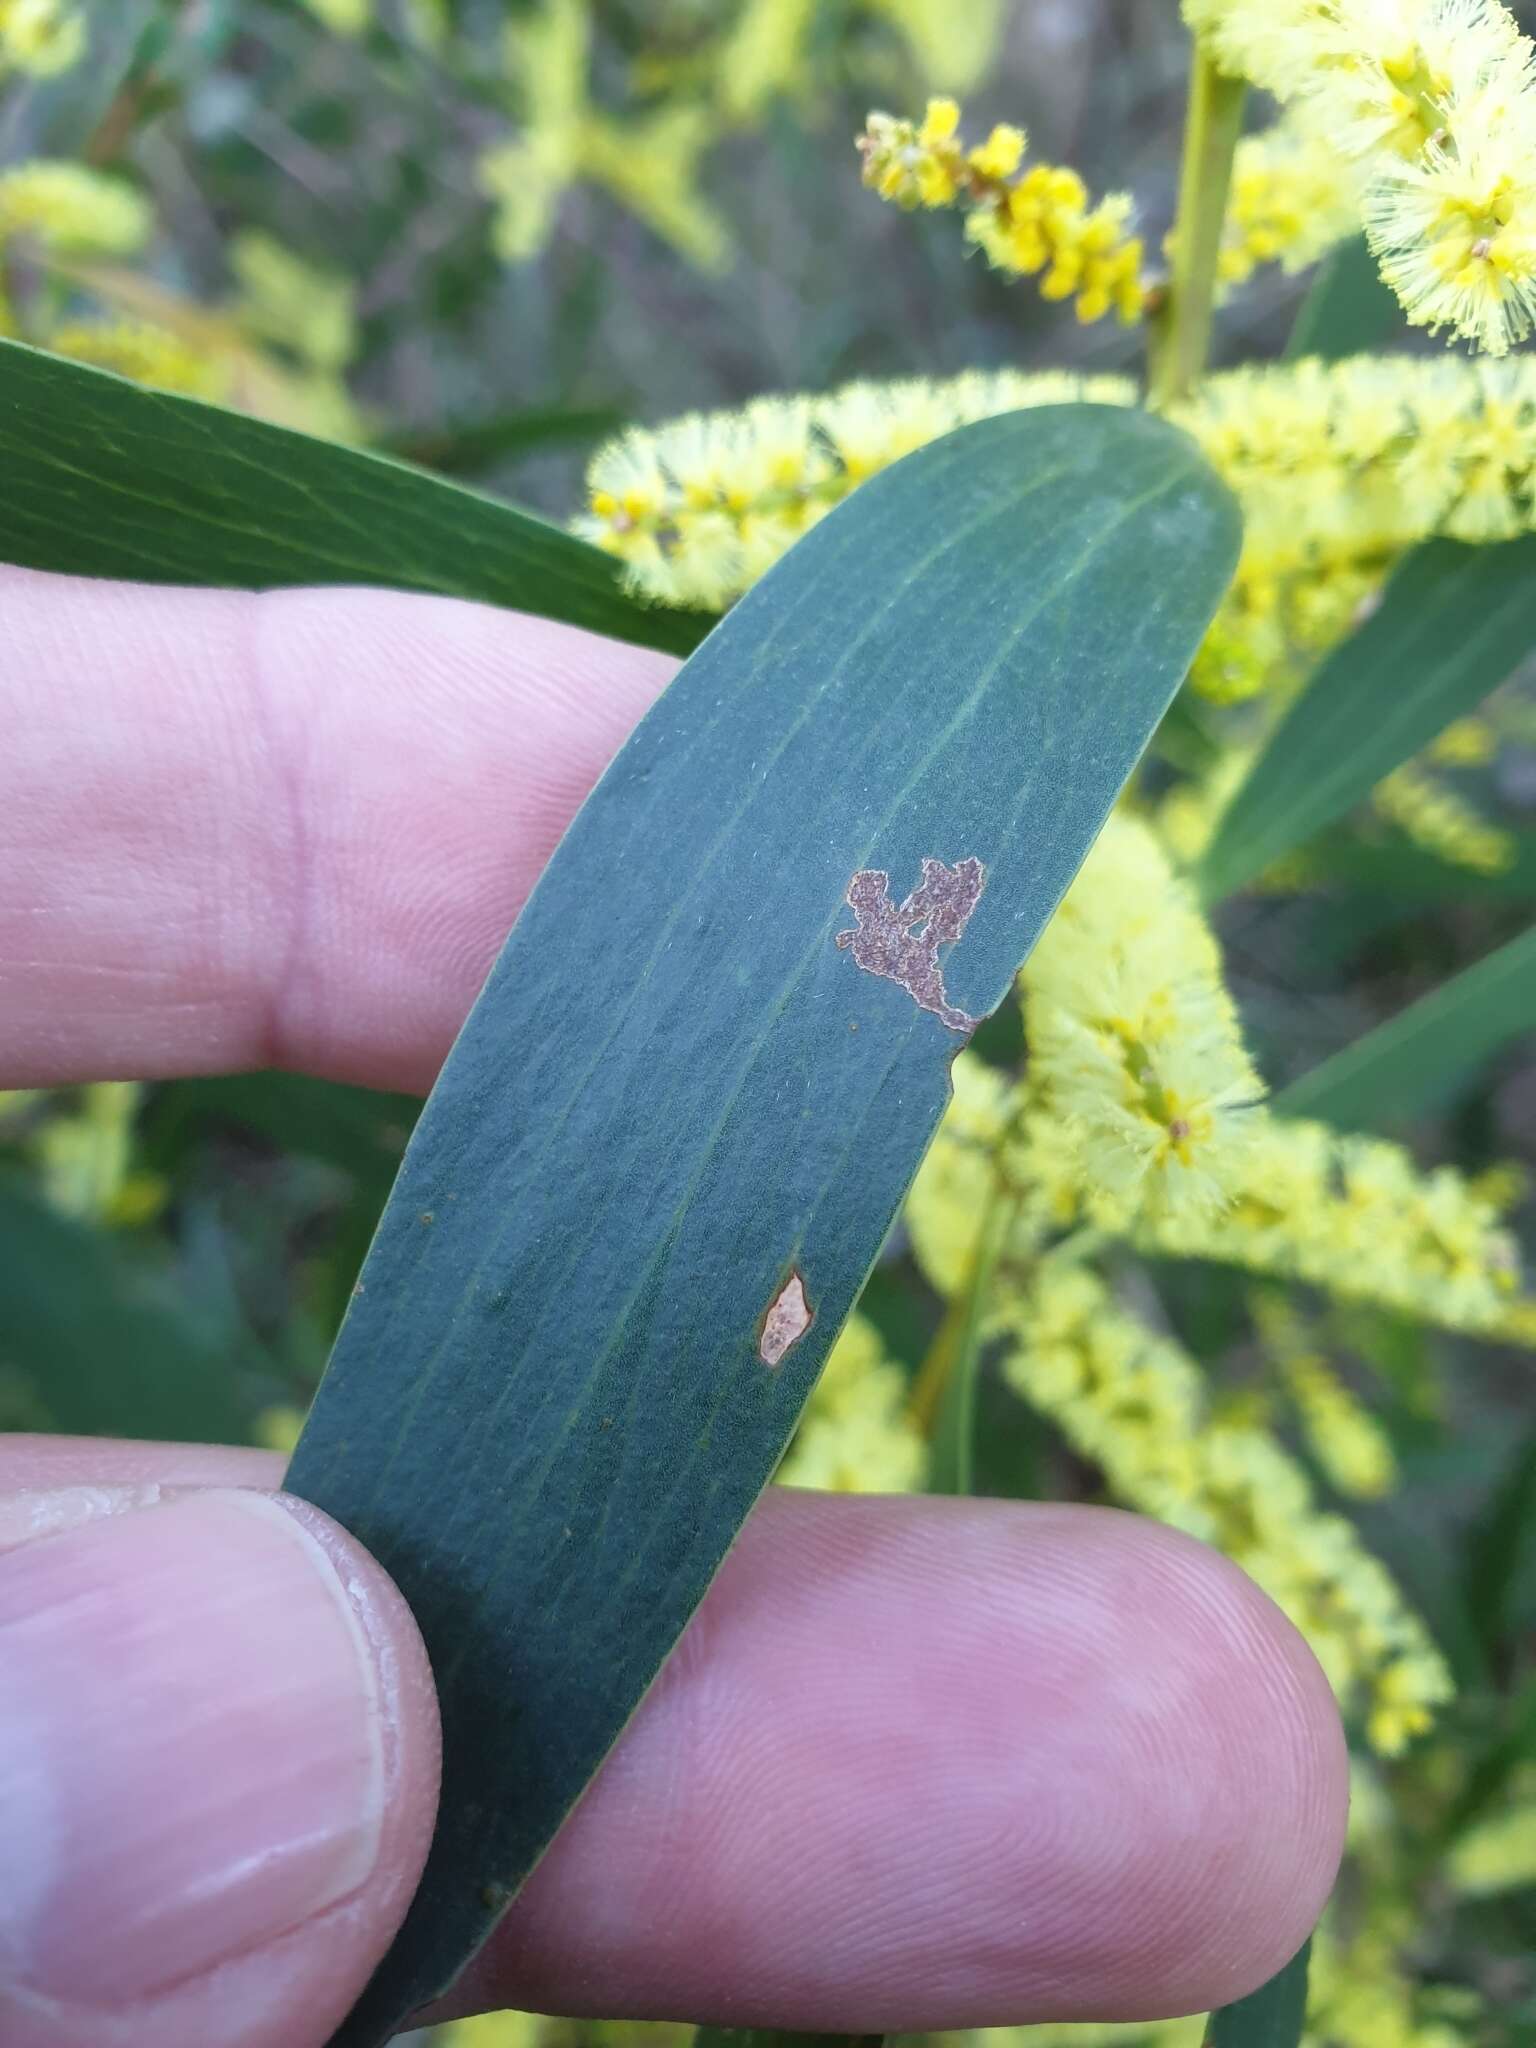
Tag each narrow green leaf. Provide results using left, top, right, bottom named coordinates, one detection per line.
left=1277, top=923, right=1536, bottom=1129
left=0, top=340, right=708, bottom=657
left=1302, top=829, right=1536, bottom=904
left=380, top=404, right=625, bottom=476
left=1285, top=236, right=1405, bottom=362
left=1464, top=1422, right=1536, bottom=1659
left=1199, top=536, right=1536, bottom=901
left=1207, top=1940, right=1311, bottom=2048
left=0, top=1173, right=250, bottom=1444
left=283, top=405, right=1240, bottom=2047
left=927, top=1182, right=1016, bottom=1497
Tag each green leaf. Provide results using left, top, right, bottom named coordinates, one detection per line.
left=283, top=405, right=1240, bottom=2047
left=0, top=340, right=709, bottom=657
left=380, top=404, right=626, bottom=476
left=1277, top=922, right=1536, bottom=1129
left=1199, top=536, right=1536, bottom=901
left=1285, top=236, right=1405, bottom=362
left=1464, top=1421, right=1536, bottom=1660
left=0, top=1173, right=251, bottom=1444
left=1207, top=1940, right=1311, bottom=2048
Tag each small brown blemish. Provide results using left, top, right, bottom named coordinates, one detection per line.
left=420, top=1210, right=435, bottom=1225
left=835, top=856, right=985, bottom=1033
left=759, top=1270, right=814, bottom=1366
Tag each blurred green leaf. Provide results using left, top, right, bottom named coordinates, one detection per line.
left=1207, top=1941, right=1311, bottom=2048
left=1465, top=1422, right=1536, bottom=1662
left=1302, top=830, right=1536, bottom=903
left=1276, top=923, right=1536, bottom=1129
left=0, top=341, right=710, bottom=657
left=1285, top=236, right=1405, bottom=362
left=381, top=405, right=626, bottom=477
left=1199, top=537, right=1536, bottom=901
left=284, top=407, right=1240, bottom=2046
left=0, top=1173, right=251, bottom=1444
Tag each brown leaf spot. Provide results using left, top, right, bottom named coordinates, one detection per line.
left=835, top=856, right=985, bottom=1033
left=759, top=1270, right=814, bottom=1367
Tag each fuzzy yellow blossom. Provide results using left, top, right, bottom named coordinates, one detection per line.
left=1254, top=1292, right=1398, bottom=1498
left=861, top=0, right=1010, bottom=95
left=1216, top=121, right=1364, bottom=289
left=255, top=1405, right=307, bottom=1456
left=1174, top=353, right=1536, bottom=695
left=903, top=1053, right=1024, bottom=1298
left=433, top=2011, right=541, bottom=2048
left=46, top=320, right=228, bottom=400
left=578, top=368, right=1135, bottom=608
left=1141, top=1117, right=1531, bottom=1342
left=1371, top=761, right=1516, bottom=872
left=1000, top=1264, right=1453, bottom=1753
left=0, top=0, right=82, bottom=75
left=1429, top=715, right=1499, bottom=765
left=230, top=232, right=356, bottom=374
left=1446, top=1793, right=1536, bottom=1895
left=581, top=354, right=1536, bottom=705
left=776, top=1315, right=927, bottom=1493
left=31, top=1083, right=163, bottom=1229
left=1183, top=0, right=1536, bottom=352
left=1021, top=816, right=1265, bottom=1228
left=858, top=99, right=1147, bottom=324
left=480, top=0, right=727, bottom=271
left=1308, top=1904, right=1484, bottom=2044
left=0, top=161, right=151, bottom=257
left=709, top=0, right=818, bottom=124
left=299, top=0, right=370, bottom=32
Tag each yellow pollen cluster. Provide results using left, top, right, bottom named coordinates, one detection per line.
left=578, top=369, right=1135, bottom=610
left=1371, top=761, right=1516, bottom=872
left=1253, top=1292, right=1398, bottom=1500
left=0, top=0, right=82, bottom=76
left=1020, top=815, right=1264, bottom=1229
left=776, top=1316, right=927, bottom=1494
left=581, top=354, right=1536, bottom=708
left=1215, top=121, right=1365, bottom=290
left=45, top=320, right=229, bottom=401
left=1140, top=1117, right=1530, bottom=1341
left=1001, top=1264, right=1454, bottom=1755
left=858, top=97, right=1147, bottom=324
left=0, top=161, right=152, bottom=258
left=1182, top=0, right=1536, bottom=352
left=477, top=0, right=728, bottom=272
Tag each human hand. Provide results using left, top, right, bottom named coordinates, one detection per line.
left=0, top=567, right=1349, bottom=2048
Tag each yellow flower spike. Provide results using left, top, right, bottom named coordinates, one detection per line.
left=1019, top=815, right=1265, bottom=1228
left=776, top=1315, right=928, bottom=1493
left=45, top=319, right=228, bottom=400
left=0, top=160, right=152, bottom=257
left=969, top=122, right=1025, bottom=181
left=1183, top=0, right=1536, bottom=352
left=918, top=95, right=960, bottom=145
left=1000, top=1265, right=1453, bottom=1754
left=860, top=99, right=1148, bottom=323
left=0, top=0, right=83, bottom=76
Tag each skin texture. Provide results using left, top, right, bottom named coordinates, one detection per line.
left=0, top=568, right=1351, bottom=2048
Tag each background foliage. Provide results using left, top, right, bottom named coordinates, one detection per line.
left=6, top=3, right=1536, bottom=2045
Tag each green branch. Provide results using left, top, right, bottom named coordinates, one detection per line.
left=1149, top=44, right=1248, bottom=407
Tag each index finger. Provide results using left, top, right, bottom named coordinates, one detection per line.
left=1, top=567, right=675, bottom=1092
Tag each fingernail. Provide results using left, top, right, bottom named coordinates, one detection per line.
left=0, top=1488, right=387, bottom=2006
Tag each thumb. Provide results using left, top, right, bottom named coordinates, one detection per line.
left=0, top=1486, right=440, bottom=2048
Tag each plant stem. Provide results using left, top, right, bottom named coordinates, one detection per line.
left=924, top=1177, right=1018, bottom=1496
left=1148, top=44, right=1248, bottom=409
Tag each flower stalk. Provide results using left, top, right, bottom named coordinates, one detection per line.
left=1149, top=43, right=1248, bottom=407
